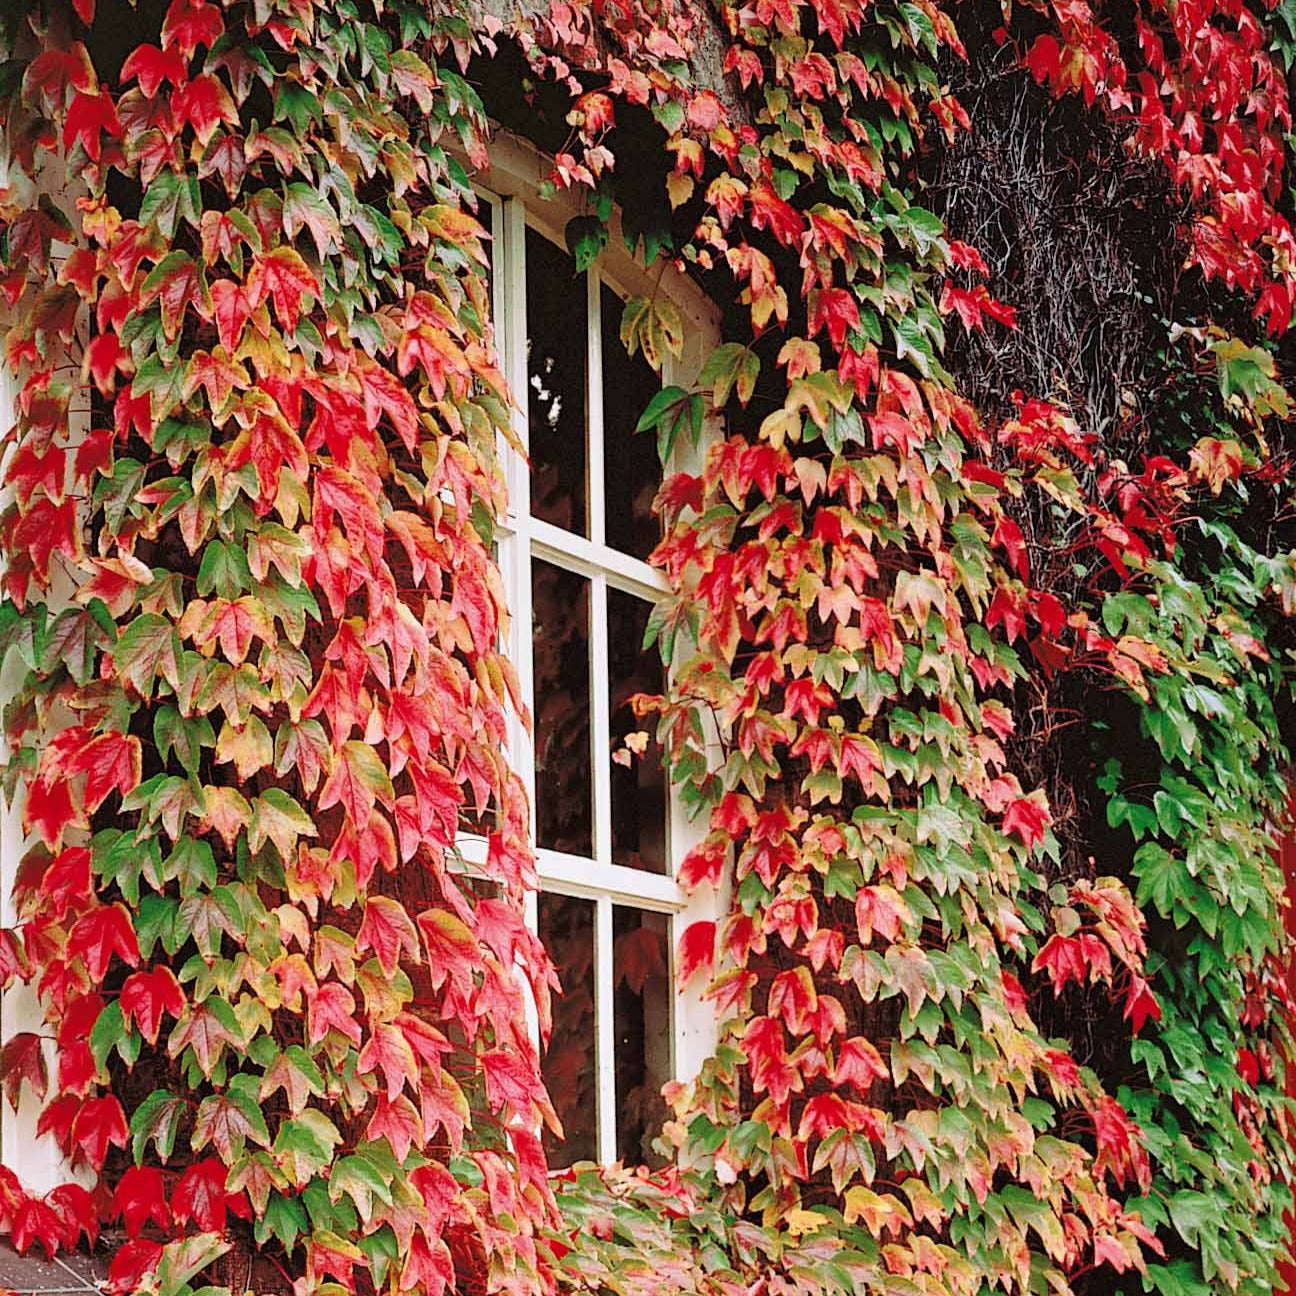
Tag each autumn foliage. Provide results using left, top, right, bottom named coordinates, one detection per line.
left=0, top=0, right=1294, bottom=1295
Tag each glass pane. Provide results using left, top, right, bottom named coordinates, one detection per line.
left=539, top=892, right=597, bottom=1167
left=613, top=906, right=671, bottom=1166
left=527, top=228, right=588, bottom=535
left=608, top=589, right=667, bottom=874
left=532, top=559, right=593, bottom=856
left=601, top=284, right=663, bottom=560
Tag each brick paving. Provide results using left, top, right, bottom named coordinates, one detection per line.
left=0, top=1244, right=105, bottom=1295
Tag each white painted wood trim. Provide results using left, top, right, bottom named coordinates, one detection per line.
left=464, top=139, right=725, bottom=1148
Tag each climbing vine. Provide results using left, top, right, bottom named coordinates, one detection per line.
left=0, top=1, right=1293, bottom=1296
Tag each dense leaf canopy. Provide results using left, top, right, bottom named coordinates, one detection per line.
left=1, top=0, right=1295, bottom=1295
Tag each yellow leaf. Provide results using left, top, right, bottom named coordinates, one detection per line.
left=782, top=1207, right=826, bottom=1235
left=666, top=172, right=694, bottom=209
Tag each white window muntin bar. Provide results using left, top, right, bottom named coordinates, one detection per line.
left=586, top=272, right=606, bottom=548
left=529, top=520, right=665, bottom=600
left=593, top=894, right=617, bottom=1163
left=534, top=849, right=683, bottom=910
left=589, top=573, right=613, bottom=870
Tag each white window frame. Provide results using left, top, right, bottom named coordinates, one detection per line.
left=460, top=132, right=722, bottom=1166
left=0, top=133, right=724, bottom=1176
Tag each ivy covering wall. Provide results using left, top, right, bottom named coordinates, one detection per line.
left=0, top=1, right=1294, bottom=1296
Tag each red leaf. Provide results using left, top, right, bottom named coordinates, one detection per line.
left=748, top=179, right=805, bottom=246
left=319, top=741, right=394, bottom=831
left=833, top=1036, right=888, bottom=1090
left=356, top=360, right=420, bottom=451
left=107, top=1239, right=163, bottom=1296
left=69, top=1094, right=128, bottom=1170
left=307, top=981, right=362, bottom=1048
left=161, top=0, right=224, bottom=56
left=355, top=895, right=419, bottom=977
left=172, top=1158, right=248, bottom=1232
left=227, top=408, right=308, bottom=504
left=12, top=1195, right=64, bottom=1258
left=1091, top=1095, right=1150, bottom=1189
left=0, top=1033, right=47, bottom=1110
left=21, top=48, right=95, bottom=114
left=6, top=442, right=67, bottom=506
left=1024, top=34, right=1062, bottom=86
left=68, top=904, right=140, bottom=982
left=1123, top=974, right=1162, bottom=1034
left=767, top=966, right=818, bottom=1034
left=367, top=1094, right=422, bottom=1162
left=63, top=90, right=120, bottom=163
left=119, top=44, right=187, bottom=97
left=72, top=731, right=142, bottom=814
left=308, top=1233, right=364, bottom=1289
left=480, top=1049, right=545, bottom=1116
left=357, top=1022, right=419, bottom=1101
left=741, top=1015, right=795, bottom=1106
left=678, top=837, right=727, bottom=890
left=46, top=1183, right=97, bottom=1249
left=36, top=1094, right=79, bottom=1154
left=113, top=1165, right=171, bottom=1238
left=209, top=279, right=253, bottom=353
left=39, top=847, right=92, bottom=918
left=23, top=777, right=79, bottom=851
left=172, top=73, right=237, bottom=146
left=249, top=246, right=318, bottom=334
left=992, top=515, right=1028, bottom=578
left=84, top=332, right=128, bottom=394
left=1032, top=933, right=1087, bottom=995
left=1002, top=791, right=1052, bottom=850
left=807, top=286, right=859, bottom=349
left=855, top=885, right=908, bottom=944
left=677, top=920, right=715, bottom=988
left=399, top=1232, right=453, bottom=1296
left=120, top=966, right=186, bottom=1045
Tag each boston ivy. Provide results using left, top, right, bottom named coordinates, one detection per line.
left=0, top=0, right=1293, bottom=1295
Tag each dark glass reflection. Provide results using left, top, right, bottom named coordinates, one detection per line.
left=613, top=906, right=670, bottom=1166
left=527, top=228, right=588, bottom=536
left=601, top=285, right=663, bottom=560
left=608, top=589, right=666, bottom=874
left=532, top=560, right=592, bottom=856
left=538, top=892, right=597, bottom=1167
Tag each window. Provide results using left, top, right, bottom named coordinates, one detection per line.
left=466, top=135, right=720, bottom=1168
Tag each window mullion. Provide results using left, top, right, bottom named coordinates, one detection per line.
left=586, top=271, right=605, bottom=548
left=590, top=573, right=612, bottom=868
left=594, top=893, right=616, bottom=1163
left=498, top=199, right=538, bottom=849
left=501, top=197, right=531, bottom=518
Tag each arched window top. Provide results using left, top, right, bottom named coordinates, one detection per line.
left=471, top=128, right=720, bottom=351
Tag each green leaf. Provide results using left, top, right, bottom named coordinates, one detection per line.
left=162, top=837, right=217, bottom=897
left=197, top=539, right=252, bottom=599
left=250, top=788, right=319, bottom=860
left=1167, top=1189, right=1217, bottom=1248
left=130, top=1089, right=186, bottom=1164
left=155, top=1233, right=231, bottom=1296
left=698, top=343, right=760, bottom=408
left=621, top=294, right=684, bottom=371
left=634, top=385, right=703, bottom=464
left=564, top=215, right=608, bottom=272
left=91, top=1000, right=140, bottom=1073
left=256, top=1192, right=309, bottom=1254
left=113, top=613, right=182, bottom=697
left=154, top=707, right=215, bottom=778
